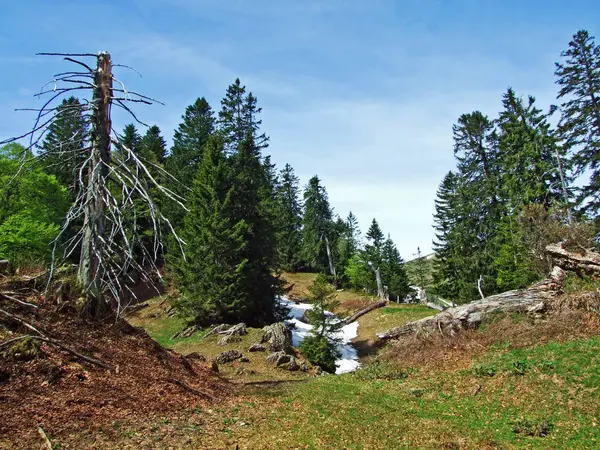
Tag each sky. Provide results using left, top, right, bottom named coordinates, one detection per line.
left=0, top=0, right=599, bottom=259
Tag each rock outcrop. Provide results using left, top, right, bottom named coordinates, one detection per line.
left=260, top=322, right=293, bottom=353
left=215, top=350, right=243, bottom=364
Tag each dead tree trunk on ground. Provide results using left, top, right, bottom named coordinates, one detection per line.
left=377, top=267, right=565, bottom=340
left=545, top=244, right=600, bottom=276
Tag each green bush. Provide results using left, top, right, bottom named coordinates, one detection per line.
left=300, top=334, right=340, bottom=374
left=0, top=213, right=61, bottom=266
left=0, top=143, right=70, bottom=268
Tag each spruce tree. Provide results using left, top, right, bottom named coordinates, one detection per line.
left=228, top=132, right=280, bottom=324
left=165, top=97, right=215, bottom=234
left=381, top=235, right=411, bottom=301
left=300, top=274, right=342, bottom=373
left=555, top=30, right=600, bottom=213
left=431, top=171, right=462, bottom=301
left=176, top=136, right=248, bottom=324
left=302, top=176, right=334, bottom=274
left=364, top=218, right=384, bottom=266
left=170, top=97, right=215, bottom=178
left=497, top=88, right=567, bottom=210
left=140, top=125, right=167, bottom=164
left=39, top=96, right=88, bottom=194
left=275, top=163, right=303, bottom=271
left=114, top=124, right=142, bottom=162
left=364, top=219, right=386, bottom=298
left=452, top=112, right=504, bottom=300
left=218, top=78, right=269, bottom=153
left=345, top=211, right=361, bottom=256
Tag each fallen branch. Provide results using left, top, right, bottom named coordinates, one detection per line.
left=0, top=335, right=114, bottom=370
left=166, top=377, right=217, bottom=402
left=122, top=301, right=149, bottom=316
left=0, top=308, right=47, bottom=336
left=38, top=427, right=53, bottom=450
left=342, top=300, right=387, bottom=325
left=0, top=292, right=39, bottom=309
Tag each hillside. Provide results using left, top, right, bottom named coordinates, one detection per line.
left=3, top=268, right=600, bottom=448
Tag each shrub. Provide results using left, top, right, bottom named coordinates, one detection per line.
left=300, top=334, right=339, bottom=373
left=0, top=213, right=61, bottom=267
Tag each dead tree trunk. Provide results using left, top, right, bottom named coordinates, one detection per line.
left=546, top=244, right=600, bottom=276
left=78, top=52, right=113, bottom=319
left=377, top=267, right=565, bottom=340
left=374, top=266, right=385, bottom=300
left=323, top=234, right=337, bottom=286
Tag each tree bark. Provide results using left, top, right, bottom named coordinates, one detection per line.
left=545, top=244, right=600, bottom=276
left=78, top=52, right=113, bottom=319
left=374, top=266, right=386, bottom=300
left=323, top=234, right=337, bottom=285
left=377, top=268, right=564, bottom=340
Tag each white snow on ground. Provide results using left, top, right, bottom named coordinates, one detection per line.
left=279, top=297, right=360, bottom=374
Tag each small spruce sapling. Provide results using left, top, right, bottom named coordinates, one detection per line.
left=300, top=275, right=342, bottom=373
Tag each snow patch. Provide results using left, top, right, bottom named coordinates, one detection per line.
left=279, top=297, right=360, bottom=374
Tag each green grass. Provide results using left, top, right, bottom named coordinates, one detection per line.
left=128, top=297, right=312, bottom=382
left=227, top=336, right=600, bottom=448
left=354, top=303, right=436, bottom=343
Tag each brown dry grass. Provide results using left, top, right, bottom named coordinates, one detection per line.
left=381, top=305, right=600, bottom=374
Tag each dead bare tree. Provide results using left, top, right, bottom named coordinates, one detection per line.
left=0, top=51, right=186, bottom=320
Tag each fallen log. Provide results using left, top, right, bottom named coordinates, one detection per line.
left=342, top=300, right=387, bottom=325
left=546, top=244, right=600, bottom=276
left=377, top=267, right=564, bottom=341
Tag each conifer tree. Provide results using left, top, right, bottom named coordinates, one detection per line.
left=170, top=97, right=215, bottom=178
left=555, top=30, right=600, bottom=213
left=452, top=112, right=504, bottom=299
left=227, top=132, right=281, bottom=324
left=115, top=124, right=142, bottom=162
left=300, top=274, right=342, bottom=373
left=275, top=163, right=303, bottom=271
left=165, top=97, right=215, bottom=234
left=381, top=235, right=411, bottom=301
left=39, top=96, right=88, bottom=194
left=302, top=176, right=335, bottom=275
left=345, top=211, right=361, bottom=255
left=176, top=136, right=248, bottom=324
left=431, top=172, right=463, bottom=301
left=364, top=218, right=385, bottom=266
left=497, top=88, right=567, bottom=210
left=218, top=78, right=269, bottom=153
left=140, top=125, right=167, bottom=164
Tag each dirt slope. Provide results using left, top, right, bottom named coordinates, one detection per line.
left=0, top=275, right=229, bottom=449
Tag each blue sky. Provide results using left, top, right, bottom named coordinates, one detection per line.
left=1, top=0, right=598, bottom=258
